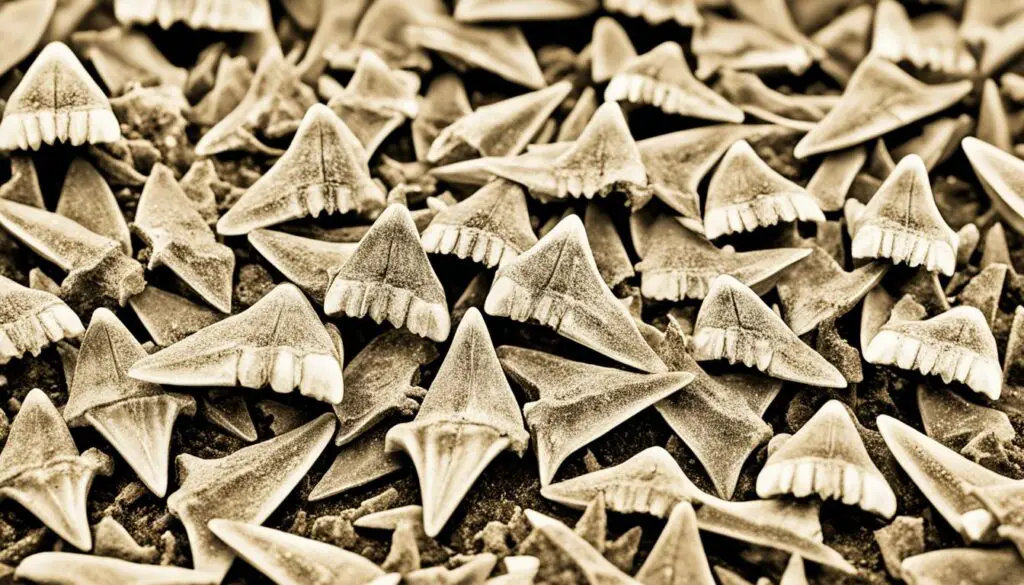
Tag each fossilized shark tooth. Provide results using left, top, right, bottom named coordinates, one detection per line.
left=15, top=552, right=218, bottom=585
left=323, top=204, right=450, bottom=342
left=776, top=247, right=887, bottom=336
left=805, top=146, right=867, bottom=212
left=605, top=41, right=743, bottom=123
left=130, top=283, right=344, bottom=404
left=981, top=223, right=1012, bottom=269
left=413, top=73, right=472, bottom=160
left=958, top=263, right=1009, bottom=327
left=500, top=347, right=691, bottom=485
left=962, top=136, right=1024, bottom=237
left=421, top=179, right=538, bottom=269
left=793, top=57, right=972, bottom=159
left=64, top=308, right=195, bottom=497
left=485, top=555, right=540, bottom=585
left=71, top=27, right=187, bottom=94
left=714, top=70, right=823, bottom=131
left=1002, top=307, right=1024, bottom=417
left=319, top=0, right=436, bottom=73
left=730, top=0, right=823, bottom=59
left=850, top=155, right=958, bottom=276
left=805, top=4, right=871, bottom=85
left=975, top=15, right=1024, bottom=78
left=757, top=400, right=896, bottom=517
left=0, top=156, right=44, bottom=208
left=0, top=199, right=146, bottom=309
left=0, top=42, right=120, bottom=151
left=963, top=481, right=1024, bottom=550
left=0, top=0, right=56, bottom=80
left=603, top=0, right=701, bottom=27
left=128, top=286, right=222, bottom=348
left=427, top=81, right=572, bottom=166
left=891, top=115, right=972, bottom=174
left=191, top=53, right=253, bottom=127
left=113, top=0, right=271, bottom=30
left=634, top=503, right=715, bottom=585
left=28, top=268, right=61, bottom=296
left=523, top=510, right=642, bottom=585
left=248, top=229, right=357, bottom=303
left=590, top=16, right=637, bottom=83
left=167, top=414, right=334, bottom=579
left=55, top=158, right=131, bottom=256
left=333, top=328, right=438, bottom=446
left=209, top=519, right=392, bottom=585
left=692, top=275, right=846, bottom=388
left=0, top=274, right=83, bottom=365
left=583, top=203, right=634, bottom=289
left=901, top=547, right=1024, bottom=585
left=704, top=140, right=824, bottom=239
left=917, top=384, right=1014, bottom=453
left=385, top=309, right=528, bottom=536
left=0, top=389, right=112, bottom=551
left=405, top=554, right=498, bottom=585
left=636, top=214, right=811, bottom=302
left=202, top=389, right=257, bottom=442
left=133, top=164, right=234, bottom=313
left=692, top=13, right=814, bottom=80
left=557, top=87, right=598, bottom=143
left=309, top=425, right=405, bottom=501
left=486, top=214, right=666, bottom=373
left=865, top=306, right=1001, bottom=399
left=978, top=79, right=1012, bottom=153
left=216, top=104, right=385, bottom=235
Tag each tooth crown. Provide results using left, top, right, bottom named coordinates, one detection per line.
left=113, top=0, right=270, bottom=31
left=16, top=552, right=220, bottom=585
left=0, top=275, right=83, bottom=364
left=635, top=502, right=716, bottom=585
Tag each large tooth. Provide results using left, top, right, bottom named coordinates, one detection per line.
left=15, top=552, right=217, bottom=585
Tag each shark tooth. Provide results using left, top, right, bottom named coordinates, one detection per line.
left=730, top=0, right=823, bottom=59
left=584, top=203, right=634, bottom=289
left=981, top=223, right=1013, bottom=269
left=209, top=519, right=391, bottom=585
left=522, top=510, right=642, bottom=585
left=113, top=0, right=270, bottom=30
left=0, top=0, right=56, bottom=79
left=976, top=15, right=1024, bottom=77
left=891, top=115, right=972, bottom=173
left=55, top=158, right=131, bottom=256
left=978, top=79, right=1013, bottom=153
left=917, top=384, right=1014, bottom=451
left=1001, top=307, right=1024, bottom=417
left=71, top=27, right=187, bottom=94
left=0, top=274, right=83, bottom=365
left=485, top=555, right=540, bottom=585
left=319, top=0, right=434, bottom=73
left=603, top=0, right=701, bottom=27
left=635, top=502, right=715, bottom=585
left=309, top=425, right=405, bottom=501
left=864, top=306, right=1001, bottom=399
left=870, top=0, right=917, bottom=66
left=486, top=214, right=666, bottom=373
left=413, top=73, right=472, bottom=160
left=714, top=70, right=824, bottom=131
left=958, top=263, right=1009, bottom=326
left=133, top=164, right=235, bottom=313
left=326, top=50, right=420, bottom=157
left=605, top=41, right=744, bottom=123
left=811, top=4, right=871, bottom=85
left=324, top=204, right=450, bottom=342
left=704, top=140, right=825, bottom=239
left=64, top=308, right=196, bottom=496
left=805, top=146, right=867, bottom=212
left=692, top=275, right=847, bottom=388
left=692, top=13, right=814, bottom=80
left=202, top=389, right=257, bottom=442
left=333, top=328, right=438, bottom=446
left=0, top=199, right=146, bottom=309
left=793, top=57, right=972, bottom=159
left=454, top=0, right=597, bottom=21
left=216, top=103, right=385, bottom=236
left=248, top=229, right=357, bottom=303
left=0, top=389, right=112, bottom=551
left=0, top=156, right=44, bottom=208
left=501, top=347, right=691, bottom=485
left=900, top=547, right=1024, bottom=585
left=191, top=53, right=253, bottom=127
left=15, top=552, right=217, bottom=585
left=964, top=482, right=1024, bottom=550
left=28, top=268, right=61, bottom=296
left=130, top=283, right=344, bottom=404
left=713, top=566, right=754, bottom=585
left=405, top=554, right=498, bottom=585
left=637, top=214, right=811, bottom=302
left=0, top=41, right=120, bottom=151
left=962, top=136, right=1024, bottom=237
left=167, top=413, right=335, bottom=579
left=557, top=88, right=598, bottom=144
left=421, top=179, right=538, bottom=269
left=385, top=309, right=529, bottom=536
left=427, top=81, right=572, bottom=165
left=757, top=400, right=896, bottom=517
left=128, top=286, right=222, bottom=347
left=590, top=16, right=637, bottom=83
left=353, top=504, right=425, bottom=531
left=776, top=247, right=887, bottom=335
left=850, top=155, right=958, bottom=275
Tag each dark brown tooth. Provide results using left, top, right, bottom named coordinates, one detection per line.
left=55, top=158, right=132, bottom=256
left=589, top=16, right=637, bottom=83
left=113, top=0, right=271, bottom=31
left=70, top=27, right=186, bottom=94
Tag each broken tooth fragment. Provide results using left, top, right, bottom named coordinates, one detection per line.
left=0, top=274, right=84, bottom=364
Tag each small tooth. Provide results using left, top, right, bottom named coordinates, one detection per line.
left=69, top=112, right=89, bottom=146
left=300, top=354, right=344, bottom=404
left=441, top=228, right=459, bottom=254
left=792, top=462, right=815, bottom=497
left=37, top=311, right=65, bottom=342
left=237, top=348, right=267, bottom=388
left=270, top=350, right=295, bottom=393
left=842, top=465, right=861, bottom=505
left=306, top=185, right=325, bottom=218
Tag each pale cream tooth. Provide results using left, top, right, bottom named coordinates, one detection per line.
left=455, top=230, right=475, bottom=259
left=38, top=114, right=57, bottom=145
left=778, top=462, right=796, bottom=493
left=534, top=295, right=553, bottom=325
left=237, top=347, right=267, bottom=388
left=24, top=318, right=46, bottom=354
left=606, top=77, right=626, bottom=101
left=24, top=116, right=42, bottom=150
left=270, top=349, right=296, bottom=393
left=960, top=509, right=997, bottom=542
left=36, top=312, right=64, bottom=342
left=861, top=474, right=896, bottom=517
left=305, top=185, right=326, bottom=218
left=757, top=465, right=781, bottom=496
left=916, top=344, right=939, bottom=375
left=345, top=283, right=365, bottom=317
left=652, top=83, right=668, bottom=107
left=776, top=197, right=798, bottom=222
left=813, top=464, right=833, bottom=499
left=0, top=331, right=17, bottom=358
left=390, top=287, right=413, bottom=327
left=881, top=230, right=895, bottom=258
left=633, top=485, right=652, bottom=513
left=649, top=494, right=671, bottom=518
left=69, top=111, right=89, bottom=146
left=89, top=111, right=120, bottom=144
left=368, top=290, right=391, bottom=324
left=421, top=226, right=443, bottom=253
left=756, top=346, right=773, bottom=371
left=724, top=327, right=740, bottom=361
left=567, top=174, right=583, bottom=197
left=440, top=228, right=459, bottom=254
left=628, top=76, right=644, bottom=102
left=666, top=274, right=681, bottom=300
left=910, top=238, right=930, bottom=267
left=739, top=207, right=759, bottom=231
left=954, top=353, right=973, bottom=382
left=895, top=337, right=921, bottom=370
left=792, top=462, right=816, bottom=497
left=935, top=349, right=957, bottom=383
left=642, top=80, right=656, bottom=103
left=663, top=89, right=679, bottom=114
left=842, top=465, right=861, bottom=505
left=487, top=238, right=505, bottom=267
left=582, top=172, right=599, bottom=198
left=469, top=236, right=486, bottom=263
left=300, top=353, right=344, bottom=404
left=335, top=186, right=355, bottom=215
left=892, top=233, right=910, bottom=263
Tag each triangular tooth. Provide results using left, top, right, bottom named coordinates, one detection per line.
left=130, top=283, right=344, bottom=404
left=201, top=389, right=257, bottom=442
left=557, top=86, right=598, bottom=143
left=55, top=158, right=132, bottom=256
left=315, top=0, right=434, bottom=74
left=406, top=553, right=498, bottom=585
left=454, top=0, right=597, bottom=22
left=0, top=274, right=84, bottom=364
left=522, top=510, right=642, bottom=585
left=248, top=229, right=357, bottom=303
left=715, top=70, right=824, bottom=131
left=981, top=223, right=1013, bottom=268
left=891, top=115, right=972, bottom=173
left=704, top=140, right=825, bottom=239
left=167, top=414, right=335, bottom=580
left=573, top=493, right=608, bottom=552
left=713, top=566, right=756, bottom=585
left=15, top=552, right=218, bottom=585
left=427, top=81, right=572, bottom=165
left=604, top=0, right=702, bottom=27
left=209, top=519, right=389, bottom=584
left=421, top=179, right=538, bottom=268
left=692, top=13, right=814, bottom=80
left=309, top=426, right=405, bottom=501
left=964, top=482, right=1024, bottom=548
left=693, top=275, right=847, bottom=388
left=1001, top=307, right=1024, bottom=418
left=113, top=0, right=270, bottom=31
left=730, top=0, right=822, bottom=58
left=413, top=73, right=473, bottom=161
left=324, top=203, right=450, bottom=342
left=0, top=389, right=112, bottom=551
left=900, top=547, right=1024, bottom=585
left=756, top=400, right=896, bottom=517
left=959, top=263, right=1010, bottom=326
left=0, top=41, right=120, bottom=151
left=128, top=286, right=224, bottom=347
left=962, top=136, right=1024, bottom=237
left=805, top=146, right=867, bottom=212
left=385, top=309, right=528, bottom=536
left=635, top=502, right=716, bottom=585
left=333, top=329, right=438, bottom=446
left=485, top=555, right=540, bottom=585
left=71, top=27, right=187, bottom=95
left=869, top=0, right=915, bottom=65
left=590, top=17, right=638, bottom=83
left=977, top=78, right=1012, bottom=152
left=794, top=57, right=972, bottom=158
left=353, top=504, right=425, bottom=531
left=976, top=15, right=1024, bottom=77
left=0, top=156, right=45, bottom=207
left=191, top=53, right=253, bottom=127
left=606, top=41, right=744, bottom=123
left=917, top=384, right=1014, bottom=450
left=0, top=0, right=54, bottom=79
left=584, top=202, right=634, bottom=288
left=486, top=214, right=665, bottom=373
left=876, top=414, right=1014, bottom=534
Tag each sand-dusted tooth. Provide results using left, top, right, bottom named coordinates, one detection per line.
left=454, top=0, right=597, bottom=21
left=0, top=0, right=56, bottom=80
left=590, top=16, right=637, bottom=83
left=427, top=81, right=572, bottom=165
left=421, top=179, right=538, bottom=269
left=128, top=286, right=222, bottom=347
left=324, top=204, right=450, bottom=342
left=860, top=286, right=896, bottom=354
left=385, top=309, right=528, bottom=536
left=133, top=164, right=234, bottom=313
left=958, top=263, right=1009, bottom=326
left=191, top=53, right=253, bottom=127
left=777, top=247, right=887, bottom=336
left=584, top=203, right=634, bottom=288
left=637, top=214, right=811, bottom=302
left=605, top=42, right=744, bottom=123
left=413, top=73, right=472, bottom=160
left=917, top=385, right=1014, bottom=451
left=757, top=400, right=896, bottom=517
left=870, top=0, right=917, bottom=66
left=692, top=275, right=847, bottom=388
left=130, top=283, right=344, bottom=404
left=962, top=137, right=1024, bottom=237
left=850, top=155, right=958, bottom=275
left=485, top=555, right=540, bottom=585
left=71, top=27, right=187, bottom=94
left=715, top=70, right=824, bottom=131
left=202, top=389, right=257, bottom=442
left=523, top=510, right=642, bottom=585
left=891, top=115, right=972, bottom=174
left=209, top=519, right=390, bottom=585
left=865, top=306, right=1001, bottom=399
left=486, top=215, right=665, bottom=373
left=333, top=329, right=438, bottom=446
left=406, top=553, right=498, bottom=585
left=713, top=566, right=755, bottom=585
left=573, top=493, right=609, bottom=551
left=730, top=0, right=823, bottom=59
left=0, top=42, right=120, bottom=150
left=0, top=274, right=83, bottom=365
left=113, top=0, right=270, bottom=30
left=317, top=0, right=434, bottom=74
left=1002, top=307, right=1024, bottom=417
left=900, top=547, right=1024, bottom=585
left=0, top=156, right=44, bottom=208
left=248, top=229, right=357, bottom=303
left=309, top=426, right=405, bottom=501
left=806, top=146, right=867, bottom=212
left=964, top=482, right=1024, bottom=551
left=794, top=57, right=972, bottom=158
left=55, top=158, right=131, bottom=256
left=0, top=389, right=112, bottom=551
left=167, top=414, right=334, bottom=579
left=603, top=0, right=701, bottom=27
left=557, top=87, right=597, bottom=143
left=704, top=140, right=825, bottom=239
left=975, top=16, right=1024, bottom=77
left=353, top=504, right=425, bottom=531
left=635, top=502, right=715, bottom=585
left=217, top=104, right=384, bottom=236
left=692, top=13, right=814, bottom=80
left=15, top=552, right=217, bottom=585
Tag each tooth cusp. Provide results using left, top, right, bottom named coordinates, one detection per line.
left=851, top=225, right=957, bottom=275
left=757, top=459, right=897, bottom=518
left=864, top=330, right=1001, bottom=399
left=484, top=276, right=576, bottom=329
left=0, top=110, right=120, bottom=151
left=1, top=304, right=84, bottom=364
left=421, top=225, right=520, bottom=268
left=233, top=347, right=343, bottom=404
left=704, top=192, right=824, bottom=239
left=327, top=279, right=450, bottom=342
left=640, top=271, right=712, bottom=301
left=691, top=326, right=775, bottom=372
